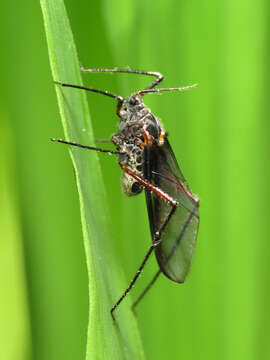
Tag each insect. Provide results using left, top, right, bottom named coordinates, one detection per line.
left=52, top=67, right=200, bottom=320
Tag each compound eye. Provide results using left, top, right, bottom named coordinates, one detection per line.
left=131, top=181, right=142, bottom=194
left=146, top=123, right=159, bottom=139
left=129, top=97, right=138, bottom=106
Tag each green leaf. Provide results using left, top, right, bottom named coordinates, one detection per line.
left=0, top=115, right=31, bottom=360
left=40, top=1, right=145, bottom=359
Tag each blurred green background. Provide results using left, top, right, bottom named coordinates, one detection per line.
left=0, top=0, right=269, bottom=359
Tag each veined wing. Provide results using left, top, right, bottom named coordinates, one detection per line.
left=144, top=139, right=199, bottom=283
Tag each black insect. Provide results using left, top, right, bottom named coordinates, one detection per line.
left=52, top=67, right=200, bottom=320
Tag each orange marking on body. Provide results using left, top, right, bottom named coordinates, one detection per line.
left=158, top=130, right=166, bottom=146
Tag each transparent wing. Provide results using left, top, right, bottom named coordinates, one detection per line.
left=144, top=139, right=199, bottom=283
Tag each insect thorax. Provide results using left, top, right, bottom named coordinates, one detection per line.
left=111, top=94, right=165, bottom=196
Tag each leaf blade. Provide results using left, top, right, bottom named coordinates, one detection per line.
left=40, top=1, right=145, bottom=359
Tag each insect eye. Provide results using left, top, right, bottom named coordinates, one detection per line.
left=146, top=123, right=159, bottom=139
left=131, top=181, right=142, bottom=194
left=129, top=97, right=138, bottom=106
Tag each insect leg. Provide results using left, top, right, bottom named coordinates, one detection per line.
left=51, top=138, right=122, bottom=155
left=131, top=206, right=197, bottom=311
left=110, top=204, right=176, bottom=320
left=54, top=80, right=123, bottom=103
left=122, top=166, right=178, bottom=206
left=110, top=167, right=177, bottom=319
left=131, top=269, right=161, bottom=311
left=138, top=83, right=198, bottom=96
left=80, top=66, right=164, bottom=91
left=110, top=238, right=160, bottom=321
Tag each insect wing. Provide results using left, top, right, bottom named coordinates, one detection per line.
left=144, top=139, right=199, bottom=283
